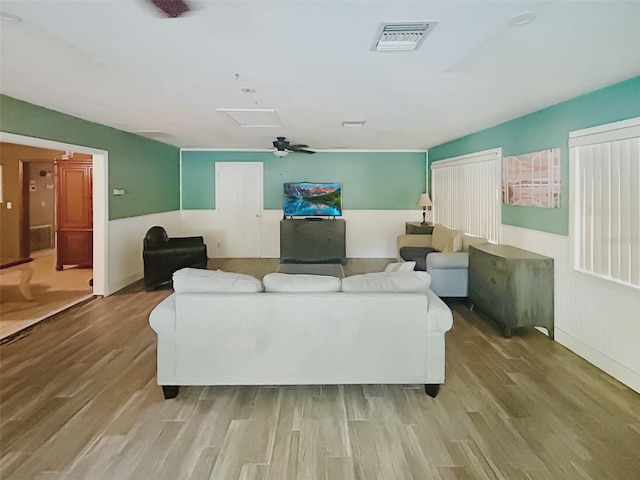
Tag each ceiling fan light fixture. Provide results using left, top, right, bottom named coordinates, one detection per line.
left=273, top=150, right=289, bottom=157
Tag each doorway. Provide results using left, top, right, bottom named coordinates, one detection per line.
left=0, top=133, right=108, bottom=340
left=215, top=162, right=263, bottom=257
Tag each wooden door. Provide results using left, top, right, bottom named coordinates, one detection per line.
left=55, top=160, right=93, bottom=269
left=215, top=162, right=263, bottom=257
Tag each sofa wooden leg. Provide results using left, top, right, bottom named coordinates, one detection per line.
left=425, top=384, right=440, bottom=398
left=162, top=386, right=180, bottom=399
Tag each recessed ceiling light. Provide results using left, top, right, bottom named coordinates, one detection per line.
left=0, top=10, right=22, bottom=23
left=342, top=120, right=366, bottom=127
left=241, top=88, right=256, bottom=94
left=508, top=11, right=537, bottom=27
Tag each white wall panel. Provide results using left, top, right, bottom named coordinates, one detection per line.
left=501, top=224, right=640, bottom=394
left=107, top=211, right=182, bottom=295
left=180, top=209, right=419, bottom=260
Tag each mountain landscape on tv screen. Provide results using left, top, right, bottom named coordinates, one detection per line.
left=284, top=182, right=342, bottom=216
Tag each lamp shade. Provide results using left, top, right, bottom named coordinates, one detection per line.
left=273, top=150, right=289, bottom=157
left=417, top=193, right=432, bottom=208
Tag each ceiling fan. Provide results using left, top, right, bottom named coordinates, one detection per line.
left=148, top=0, right=190, bottom=18
left=272, top=137, right=316, bottom=157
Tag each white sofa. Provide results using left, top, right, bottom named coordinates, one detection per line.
left=149, top=268, right=454, bottom=399
left=397, top=224, right=488, bottom=297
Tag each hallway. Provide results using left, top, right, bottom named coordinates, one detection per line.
left=0, top=249, right=93, bottom=340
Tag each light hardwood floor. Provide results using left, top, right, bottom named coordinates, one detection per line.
left=1, top=259, right=639, bottom=480
left=0, top=249, right=93, bottom=340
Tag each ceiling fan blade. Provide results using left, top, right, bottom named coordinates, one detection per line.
left=149, top=0, right=190, bottom=18
left=291, top=149, right=316, bottom=154
left=287, top=144, right=309, bottom=149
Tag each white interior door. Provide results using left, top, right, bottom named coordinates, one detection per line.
left=215, top=162, right=263, bottom=257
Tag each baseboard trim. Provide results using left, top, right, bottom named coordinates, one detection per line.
left=108, top=272, right=142, bottom=296
left=555, top=328, right=640, bottom=394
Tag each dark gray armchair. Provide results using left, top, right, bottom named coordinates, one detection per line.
left=143, top=226, right=208, bottom=291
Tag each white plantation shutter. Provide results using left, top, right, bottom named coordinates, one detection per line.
left=431, top=148, right=501, bottom=242
left=570, top=118, right=640, bottom=289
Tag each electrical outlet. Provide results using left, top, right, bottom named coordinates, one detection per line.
left=6, top=202, right=12, bottom=209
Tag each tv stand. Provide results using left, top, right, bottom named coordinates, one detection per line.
left=280, top=219, right=346, bottom=264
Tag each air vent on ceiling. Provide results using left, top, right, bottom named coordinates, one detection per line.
left=134, top=130, right=170, bottom=139
left=217, top=108, right=283, bottom=128
left=373, top=22, right=437, bottom=52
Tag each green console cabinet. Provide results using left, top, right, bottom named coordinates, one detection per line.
left=468, top=243, right=554, bottom=339
left=280, top=219, right=346, bottom=264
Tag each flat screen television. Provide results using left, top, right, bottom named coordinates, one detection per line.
left=284, top=182, right=342, bottom=217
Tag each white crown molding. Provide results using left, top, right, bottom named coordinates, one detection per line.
left=180, top=148, right=428, bottom=153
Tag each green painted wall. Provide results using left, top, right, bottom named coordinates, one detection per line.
left=428, top=76, right=640, bottom=236
left=181, top=151, right=427, bottom=210
left=0, top=95, right=180, bottom=219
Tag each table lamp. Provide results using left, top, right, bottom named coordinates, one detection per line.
left=417, top=193, right=432, bottom=224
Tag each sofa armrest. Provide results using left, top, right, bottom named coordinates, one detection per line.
left=397, top=234, right=433, bottom=261
left=426, top=252, right=469, bottom=270
left=167, top=236, right=205, bottom=248
left=149, top=294, right=177, bottom=336
left=426, top=290, right=453, bottom=333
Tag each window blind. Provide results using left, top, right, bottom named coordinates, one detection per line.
left=431, top=148, right=501, bottom=242
left=570, top=118, right=640, bottom=288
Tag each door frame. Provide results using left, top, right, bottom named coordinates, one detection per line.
left=0, top=132, right=108, bottom=296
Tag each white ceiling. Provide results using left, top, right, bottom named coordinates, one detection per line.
left=2, top=0, right=640, bottom=151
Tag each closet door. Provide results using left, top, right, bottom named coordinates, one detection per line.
left=55, top=160, right=93, bottom=270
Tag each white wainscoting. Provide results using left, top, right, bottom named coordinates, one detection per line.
left=501, top=225, right=640, bottom=393
left=107, top=211, right=183, bottom=295
left=179, top=209, right=420, bottom=260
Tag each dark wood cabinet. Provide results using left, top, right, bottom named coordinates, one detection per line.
left=280, top=219, right=346, bottom=264
left=468, top=243, right=554, bottom=339
left=55, top=159, right=93, bottom=270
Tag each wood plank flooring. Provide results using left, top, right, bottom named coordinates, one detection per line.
left=1, top=259, right=639, bottom=479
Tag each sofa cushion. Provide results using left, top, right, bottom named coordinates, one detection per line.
left=263, top=273, right=342, bottom=292
left=462, top=234, right=488, bottom=252
left=426, top=252, right=469, bottom=270
left=384, top=261, right=417, bottom=273
left=341, top=271, right=431, bottom=292
left=399, top=247, right=438, bottom=271
left=432, top=224, right=463, bottom=253
left=173, top=268, right=263, bottom=293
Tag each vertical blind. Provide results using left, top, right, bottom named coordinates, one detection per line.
left=570, top=118, right=640, bottom=289
left=431, top=148, right=501, bottom=243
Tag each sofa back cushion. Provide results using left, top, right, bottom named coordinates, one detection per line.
left=341, top=271, right=431, bottom=292
left=263, top=273, right=342, bottom=292
left=384, top=261, right=416, bottom=273
left=173, top=268, right=263, bottom=293
left=462, top=234, right=488, bottom=252
left=432, top=224, right=463, bottom=252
